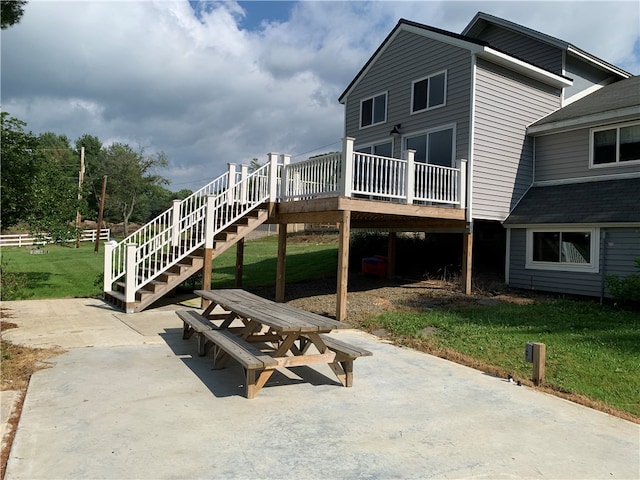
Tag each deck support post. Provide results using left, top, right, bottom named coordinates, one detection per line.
left=275, top=224, right=287, bottom=302
left=337, top=210, right=351, bottom=322
left=387, top=231, right=396, bottom=279
left=462, top=226, right=473, bottom=295
left=235, top=238, right=245, bottom=287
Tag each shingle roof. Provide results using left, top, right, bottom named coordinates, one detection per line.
left=529, top=76, right=640, bottom=129
left=504, top=178, right=640, bottom=225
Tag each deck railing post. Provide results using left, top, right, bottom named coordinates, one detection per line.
left=227, top=163, right=237, bottom=205
left=280, top=154, right=291, bottom=201
left=457, top=159, right=467, bottom=209
left=171, top=199, right=181, bottom=249
left=103, top=240, right=117, bottom=293
left=240, top=164, right=249, bottom=204
left=340, top=137, right=355, bottom=197
left=125, top=243, right=137, bottom=312
left=405, top=149, right=416, bottom=205
left=204, top=194, right=216, bottom=249
left=268, top=152, right=279, bottom=202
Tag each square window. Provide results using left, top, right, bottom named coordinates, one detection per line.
left=411, top=71, right=446, bottom=113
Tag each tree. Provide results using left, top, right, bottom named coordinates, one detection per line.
left=96, top=144, right=169, bottom=236
left=75, top=134, right=103, bottom=217
left=1, top=0, right=27, bottom=29
left=28, top=132, right=85, bottom=243
left=0, top=112, right=38, bottom=229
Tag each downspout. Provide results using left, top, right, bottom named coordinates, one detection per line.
left=467, top=53, right=477, bottom=225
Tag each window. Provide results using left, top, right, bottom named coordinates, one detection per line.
left=591, top=122, right=640, bottom=166
left=360, top=92, right=387, bottom=128
left=404, top=126, right=454, bottom=166
left=356, top=142, right=393, bottom=157
left=411, top=71, right=447, bottom=113
left=526, top=228, right=599, bottom=272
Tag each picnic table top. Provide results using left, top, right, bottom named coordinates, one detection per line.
left=195, top=289, right=349, bottom=334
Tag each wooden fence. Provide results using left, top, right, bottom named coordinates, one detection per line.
left=0, top=229, right=111, bottom=247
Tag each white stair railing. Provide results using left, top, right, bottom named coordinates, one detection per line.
left=104, top=162, right=274, bottom=304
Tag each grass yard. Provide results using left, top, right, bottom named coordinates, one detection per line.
left=364, top=300, right=640, bottom=419
left=0, top=234, right=339, bottom=300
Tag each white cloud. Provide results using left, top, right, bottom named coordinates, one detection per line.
left=2, top=1, right=638, bottom=190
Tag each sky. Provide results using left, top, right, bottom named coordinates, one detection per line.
left=2, top=0, right=639, bottom=192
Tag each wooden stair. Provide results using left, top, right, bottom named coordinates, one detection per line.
left=104, top=207, right=269, bottom=313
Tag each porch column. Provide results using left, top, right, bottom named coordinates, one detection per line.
left=275, top=224, right=287, bottom=302
left=387, top=231, right=396, bottom=279
left=336, top=210, right=351, bottom=322
left=340, top=137, right=355, bottom=197
left=462, top=226, right=473, bottom=295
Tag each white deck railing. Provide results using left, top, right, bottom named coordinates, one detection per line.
left=105, top=137, right=466, bottom=310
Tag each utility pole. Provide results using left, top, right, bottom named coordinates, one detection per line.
left=75, top=147, right=85, bottom=248
left=94, top=175, right=107, bottom=253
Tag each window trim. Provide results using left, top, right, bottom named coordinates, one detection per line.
left=410, top=70, right=447, bottom=114
left=589, top=121, right=640, bottom=168
left=525, top=227, right=600, bottom=273
left=359, top=91, right=388, bottom=129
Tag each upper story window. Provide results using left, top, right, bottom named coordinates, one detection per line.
left=404, top=125, right=455, bottom=166
left=360, top=92, right=387, bottom=128
left=411, top=70, right=447, bottom=114
left=591, top=122, right=640, bottom=167
left=356, top=142, right=393, bottom=158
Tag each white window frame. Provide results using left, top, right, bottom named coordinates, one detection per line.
left=410, top=70, right=447, bottom=114
left=589, top=121, right=640, bottom=168
left=525, top=227, right=600, bottom=273
left=359, top=91, right=388, bottom=129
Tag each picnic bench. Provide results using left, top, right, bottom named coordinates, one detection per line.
left=176, top=289, right=372, bottom=398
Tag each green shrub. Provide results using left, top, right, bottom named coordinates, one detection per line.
left=0, top=257, right=30, bottom=301
left=606, top=257, right=640, bottom=305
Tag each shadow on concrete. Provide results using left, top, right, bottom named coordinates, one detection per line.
left=159, top=327, right=340, bottom=398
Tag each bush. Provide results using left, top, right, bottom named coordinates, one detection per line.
left=606, top=257, right=640, bottom=305
left=0, top=258, right=29, bottom=301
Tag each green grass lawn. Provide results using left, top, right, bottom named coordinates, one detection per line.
left=363, top=300, right=640, bottom=418
left=2, top=235, right=638, bottom=419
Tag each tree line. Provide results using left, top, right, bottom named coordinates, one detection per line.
left=1, top=112, right=192, bottom=241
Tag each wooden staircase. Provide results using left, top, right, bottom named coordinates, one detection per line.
left=104, top=207, right=269, bottom=313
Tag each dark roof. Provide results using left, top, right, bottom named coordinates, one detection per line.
left=338, top=18, right=489, bottom=104
left=529, top=76, right=640, bottom=129
left=504, top=178, right=640, bottom=225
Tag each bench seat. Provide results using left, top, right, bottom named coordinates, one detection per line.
left=319, top=334, right=372, bottom=387
left=203, top=329, right=278, bottom=399
left=177, top=310, right=214, bottom=356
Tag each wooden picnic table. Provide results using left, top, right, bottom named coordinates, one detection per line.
left=184, top=289, right=371, bottom=398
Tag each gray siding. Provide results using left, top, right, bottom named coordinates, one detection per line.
left=508, top=227, right=640, bottom=297
left=471, top=24, right=563, bottom=73
left=344, top=30, right=472, bottom=161
left=534, top=127, right=640, bottom=183
left=563, top=54, right=614, bottom=103
left=473, top=59, right=561, bottom=221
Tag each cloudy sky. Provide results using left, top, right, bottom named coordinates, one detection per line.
left=3, top=0, right=639, bottom=191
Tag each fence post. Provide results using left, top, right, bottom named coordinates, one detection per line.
left=267, top=153, right=279, bottom=202
left=103, top=240, right=117, bottom=293
left=457, top=159, right=467, bottom=210
left=280, top=154, right=291, bottom=201
left=125, top=243, right=137, bottom=312
left=340, top=137, right=354, bottom=197
left=171, top=199, right=181, bottom=250
left=405, top=149, right=416, bottom=205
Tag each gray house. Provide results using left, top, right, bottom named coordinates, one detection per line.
left=338, top=12, right=639, bottom=298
